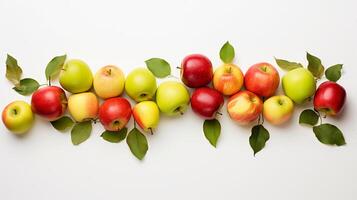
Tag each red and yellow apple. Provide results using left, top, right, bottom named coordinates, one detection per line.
left=132, top=101, right=160, bottom=133
left=68, top=92, right=99, bottom=122
left=213, top=63, right=244, bottom=95
left=99, top=97, right=131, bottom=131
left=263, top=95, right=294, bottom=125
left=2, top=100, right=34, bottom=135
left=93, top=65, right=125, bottom=99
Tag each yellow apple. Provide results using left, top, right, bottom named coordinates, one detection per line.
left=263, top=95, right=294, bottom=125
left=68, top=92, right=99, bottom=122
left=213, top=63, right=244, bottom=95
left=2, top=100, right=34, bottom=135
left=132, top=101, right=160, bottom=134
left=93, top=65, right=125, bottom=99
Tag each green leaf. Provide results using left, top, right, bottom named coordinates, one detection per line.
left=71, top=121, right=92, bottom=145
left=325, top=64, right=343, bottom=82
left=307, top=52, right=324, bottom=78
left=145, top=58, right=171, bottom=78
left=274, top=58, right=303, bottom=71
left=203, top=119, right=221, bottom=147
left=12, top=78, right=40, bottom=95
left=299, top=109, right=319, bottom=126
left=45, top=54, right=67, bottom=80
left=6, top=54, right=23, bottom=86
left=249, top=125, right=270, bottom=156
left=126, top=128, right=148, bottom=160
left=101, top=128, right=127, bottom=143
left=50, top=116, right=74, bottom=131
left=220, top=41, right=235, bottom=63
left=313, top=123, right=346, bottom=146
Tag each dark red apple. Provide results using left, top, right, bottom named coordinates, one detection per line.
left=99, top=97, right=132, bottom=131
left=180, top=54, right=213, bottom=88
left=191, top=87, right=224, bottom=119
left=244, top=62, right=280, bottom=98
left=31, top=86, right=67, bottom=121
left=314, top=81, right=346, bottom=116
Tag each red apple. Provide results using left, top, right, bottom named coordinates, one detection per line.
left=99, top=97, right=132, bottom=131
left=191, top=87, right=224, bottom=119
left=244, top=62, right=280, bottom=98
left=180, top=54, right=213, bottom=88
left=314, top=81, right=346, bottom=116
left=31, top=86, right=67, bottom=121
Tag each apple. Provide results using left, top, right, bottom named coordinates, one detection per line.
left=191, top=87, right=224, bottom=119
left=132, top=101, right=160, bottom=133
left=227, top=90, right=263, bottom=124
left=282, top=68, right=316, bottom=104
left=180, top=54, right=213, bottom=88
left=98, top=97, right=131, bottom=131
left=59, top=59, right=93, bottom=93
left=263, top=95, right=294, bottom=125
left=213, top=63, right=244, bottom=95
left=125, top=68, right=157, bottom=102
left=314, top=81, right=346, bottom=116
left=156, top=81, right=190, bottom=116
left=68, top=92, right=99, bottom=122
left=31, top=86, right=67, bottom=121
left=2, top=101, right=34, bottom=135
left=93, top=65, right=125, bottom=99
left=244, top=62, right=280, bottom=98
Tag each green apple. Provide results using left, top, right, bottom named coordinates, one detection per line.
left=156, top=81, right=190, bottom=116
left=68, top=92, right=99, bottom=122
left=2, top=100, right=34, bottom=135
left=93, top=65, right=125, bottom=99
left=60, top=59, right=93, bottom=93
left=282, top=68, right=316, bottom=104
left=132, top=101, right=160, bottom=134
left=263, top=95, right=294, bottom=125
left=125, top=68, right=157, bottom=102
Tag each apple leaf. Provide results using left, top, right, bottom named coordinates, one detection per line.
left=145, top=58, right=171, bottom=78
left=274, top=58, right=303, bottom=71
left=71, top=121, right=92, bottom=145
left=6, top=54, right=23, bottom=86
left=249, top=125, right=270, bottom=156
left=12, top=78, right=40, bottom=95
left=51, top=116, right=74, bottom=131
left=307, top=52, right=324, bottom=78
left=313, top=123, right=346, bottom=146
left=325, top=64, right=343, bottom=82
left=220, top=41, right=235, bottom=63
left=299, top=109, right=319, bottom=126
left=101, top=128, right=127, bottom=143
left=126, top=128, right=148, bottom=160
left=203, top=119, right=221, bottom=147
left=45, top=54, right=67, bottom=80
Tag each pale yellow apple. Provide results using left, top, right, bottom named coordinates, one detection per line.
left=68, top=92, right=99, bottom=122
left=263, top=95, right=294, bottom=125
left=93, top=65, right=125, bottom=99
left=213, top=63, right=244, bottom=95
left=132, top=101, right=160, bottom=133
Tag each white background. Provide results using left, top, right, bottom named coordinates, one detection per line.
left=0, top=0, right=357, bottom=199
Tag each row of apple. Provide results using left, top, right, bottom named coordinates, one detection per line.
left=2, top=42, right=346, bottom=159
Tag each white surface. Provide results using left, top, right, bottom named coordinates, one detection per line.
left=1, top=0, right=357, bottom=199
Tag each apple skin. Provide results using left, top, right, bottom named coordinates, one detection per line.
left=2, top=101, right=34, bottom=135
left=282, top=68, right=316, bottom=104
left=180, top=54, right=213, bottom=88
left=213, top=63, right=244, bottom=95
left=125, top=68, right=157, bottom=102
left=59, top=59, right=93, bottom=93
left=156, top=81, right=190, bottom=116
left=244, top=62, right=280, bottom=98
left=93, top=65, right=125, bottom=99
left=68, top=92, right=99, bottom=122
left=191, top=87, right=224, bottom=119
left=98, top=97, right=131, bottom=131
left=31, top=86, right=67, bottom=121
left=227, top=90, right=263, bottom=125
left=313, top=81, right=346, bottom=116
left=133, top=101, right=160, bottom=132
left=263, top=95, right=294, bottom=125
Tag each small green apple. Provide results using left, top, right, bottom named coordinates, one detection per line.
left=133, top=101, right=160, bottom=133
left=93, top=65, right=125, bottom=99
left=60, top=59, right=93, bottom=93
left=125, top=68, right=157, bottom=102
left=282, top=68, right=316, bottom=104
left=263, top=95, right=294, bottom=125
left=2, top=100, right=34, bottom=135
left=156, top=81, right=190, bottom=116
left=68, top=92, right=99, bottom=122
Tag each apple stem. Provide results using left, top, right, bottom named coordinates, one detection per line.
left=176, top=66, right=181, bottom=70
left=216, top=112, right=223, bottom=116
left=149, top=128, right=154, bottom=135
left=315, top=109, right=323, bottom=125
left=48, top=76, right=51, bottom=86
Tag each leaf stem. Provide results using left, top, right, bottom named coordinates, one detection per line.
left=314, top=109, right=323, bottom=125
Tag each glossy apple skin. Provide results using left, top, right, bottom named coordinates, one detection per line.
left=68, top=92, right=99, bottom=122
left=93, top=65, right=125, bottom=99
left=191, top=87, right=224, bottom=119
left=180, top=54, right=213, bottom=88
left=2, top=100, right=34, bottom=134
left=227, top=90, right=263, bottom=124
left=99, top=97, right=132, bottom=131
left=133, top=101, right=160, bottom=132
left=263, top=95, right=294, bottom=125
left=125, top=68, right=157, bottom=102
left=31, top=86, right=67, bottom=121
left=213, top=63, right=244, bottom=95
left=244, top=62, right=280, bottom=97
left=314, top=81, right=346, bottom=116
